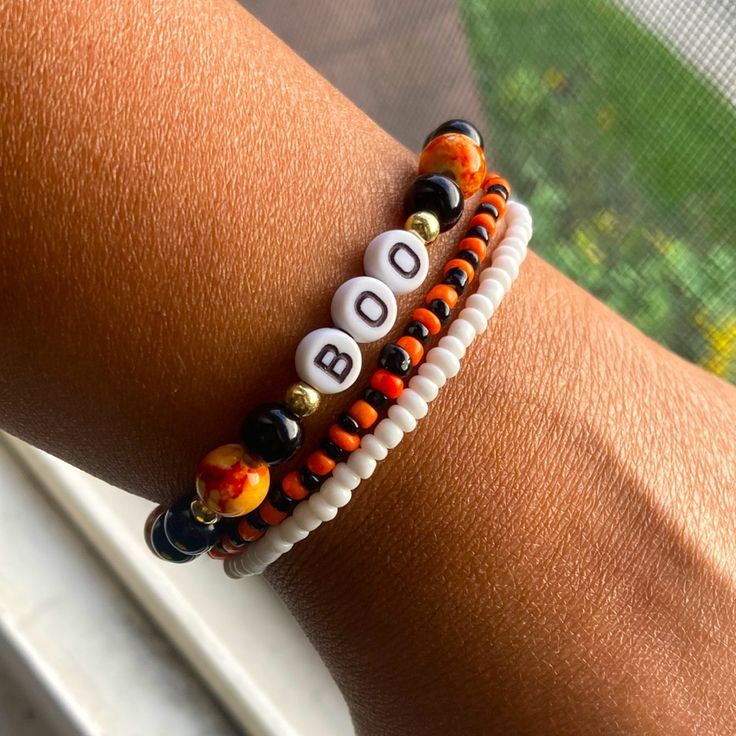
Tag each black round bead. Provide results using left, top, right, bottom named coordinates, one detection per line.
left=477, top=202, right=499, bottom=220
left=150, top=514, right=195, bottom=563
left=244, top=508, right=268, bottom=531
left=465, top=225, right=489, bottom=245
left=300, top=467, right=323, bottom=492
left=404, top=174, right=463, bottom=232
left=427, top=298, right=452, bottom=324
left=379, top=343, right=413, bottom=377
left=486, top=183, right=509, bottom=201
left=423, top=119, right=484, bottom=150
left=240, top=403, right=303, bottom=466
left=405, top=320, right=431, bottom=344
left=443, top=267, right=469, bottom=294
left=321, top=437, right=346, bottom=462
left=456, top=248, right=481, bottom=269
left=268, top=483, right=298, bottom=514
left=337, top=412, right=360, bottom=434
left=163, top=499, right=218, bottom=555
left=363, top=387, right=389, bottom=410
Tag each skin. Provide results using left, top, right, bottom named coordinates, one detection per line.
left=1, top=1, right=735, bottom=733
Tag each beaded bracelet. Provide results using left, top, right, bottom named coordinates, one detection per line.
left=212, top=170, right=514, bottom=559
left=144, top=120, right=488, bottom=563
left=225, top=197, right=532, bottom=577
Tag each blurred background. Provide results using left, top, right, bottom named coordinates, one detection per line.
left=1, top=2, right=734, bottom=736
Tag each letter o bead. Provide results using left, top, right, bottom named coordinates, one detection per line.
left=331, top=276, right=397, bottom=342
left=363, top=230, right=429, bottom=295
left=295, top=327, right=362, bottom=394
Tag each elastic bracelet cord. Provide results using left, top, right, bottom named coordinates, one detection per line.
left=225, top=197, right=533, bottom=578
left=144, top=120, right=488, bottom=564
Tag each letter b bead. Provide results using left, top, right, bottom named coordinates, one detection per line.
left=295, top=327, right=362, bottom=394
left=363, top=230, right=429, bottom=295
left=331, top=276, right=397, bottom=343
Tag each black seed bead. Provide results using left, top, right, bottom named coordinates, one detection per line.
left=477, top=202, right=499, bottom=220
left=456, top=248, right=481, bottom=270
left=300, top=467, right=323, bottom=492
left=486, top=183, right=509, bottom=201
left=363, top=387, right=389, bottom=410
left=163, top=498, right=218, bottom=555
left=427, top=299, right=452, bottom=324
left=405, top=320, right=431, bottom=344
left=150, top=514, right=195, bottom=563
left=244, top=508, right=268, bottom=531
left=443, top=267, right=469, bottom=294
left=213, top=541, right=231, bottom=555
left=423, top=119, right=484, bottom=150
left=268, top=483, right=298, bottom=514
left=220, top=518, right=248, bottom=549
left=466, top=225, right=489, bottom=244
left=321, top=437, right=346, bottom=462
left=404, top=174, right=464, bottom=232
left=337, top=412, right=360, bottom=435
left=240, top=403, right=303, bottom=466
left=379, top=343, right=412, bottom=377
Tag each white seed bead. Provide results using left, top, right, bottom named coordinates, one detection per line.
left=295, top=327, right=362, bottom=394
left=260, top=533, right=293, bottom=556
left=373, top=418, right=404, bottom=449
left=439, top=334, right=466, bottom=360
left=448, top=318, right=476, bottom=348
left=507, top=201, right=530, bottom=222
left=476, top=278, right=505, bottom=309
left=417, top=361, right=447, bottom=388
left=426, top=346, right=461, bottom=379
left=360, top=433, right=388, bottom=461
left=458, top=306, right=488, bottom=336
left=493, top=254, right=520, bottom=282
left=331, top=276, right=397, bottom=343
left=332, top=462, right=361, bottom=490
left=498, top=237, right=527, bottom=262
left=479, top=266, right=512, bottom=292
left=318, top=477, right=353, bottom=507
left=505, top=224, right=531, bottom=243
left=387, top=403, right=417, bottom=433
left=492, top=244, right=522, bottom=265
left=466, top=293, right=494, bottom=320
left=292, top=501, right=323, bottom=532
left=363, top=230, right=429, bottom=295
left=346, top=448, right=378, bottom=479
left=307, top=492, right=339, bottom=522
left=278, top=517, right=310, bottom=544
left=408, top=374, right=439, bottom=402
left=396, top=387, right=429, bottom=419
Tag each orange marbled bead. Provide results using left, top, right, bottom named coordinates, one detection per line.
left=418, top=133, right=486, bottom=198
left=195, top=443, right=270, bottom=518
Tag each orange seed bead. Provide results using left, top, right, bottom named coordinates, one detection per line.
left=370, top=369, right=404, bottom=399
left=238, top=518, right=266, bottom=542
left=282, top=470, right=309, bottom=500
left=349, top=399, right=378, bottom=429
left=480, top=192, right=507, bottom=217
left=396, top=335, right=424, bottom=365
left=307, top=450, right=336, bottom=476
left=443, top=258, right=474, bottom=282
left=426, top=284, right=459, bottom=309
left=329, top=423, right=361, bottom=452
left=483, top=172, right=512, bottom=197
left=457, top=236, right=487, bottom=261
left=259, top=499, right=287, bottom=526
left=468, top=213, right=497, bottom=237
left=411, top=307, right=442, bottom=335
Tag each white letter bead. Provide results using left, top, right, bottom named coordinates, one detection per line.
left=418, top=361, right=447, bottom=388
left=448, top=318, right=476, bottom=348
left=396, top=387, right=429, bottom=419
left=363, top=230, right=429, bottom=295
left=408, top=374, right=439, bottom=402
left=360, top=433, right=388, bottom=461
left=278, top=517, right=310, bottom=544
left=319, top=478, right=353, bottom=507
left=295, top=327, right=362, bottom=394
left=292, top=501, right=323, bottom=532
left=331, top=276, right=397, bottom=343
left=373, top=418, right=404, bottom=449
left=346, top=448, right=377, bottom=479
left=387, top=403, right=417, bottom=433
left=426, top=346, right=461, bottom=378
left=307, top=492, right=339, bottom=522
left=458, top=307, right=488, bottom=336
left=493, top=254, right=520, bottom=282
left=466, top=293, right=494, bottom=320
left=479, top=266, right=512, bottom=292
left=439, top=334, right=466, bottom=360
left=332, top=462, right=361, bottom=490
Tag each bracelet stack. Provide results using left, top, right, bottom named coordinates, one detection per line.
left=144, top=120, right=491, bottom=564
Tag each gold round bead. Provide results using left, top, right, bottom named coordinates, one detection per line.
left=405, top=211, right=440, bottom=244
left=284, top=381, right=321, bottom=418
left=190, top=498, right=220, bottom=525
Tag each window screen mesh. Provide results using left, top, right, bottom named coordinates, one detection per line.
left=244, top=0, right=735, bottom=383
